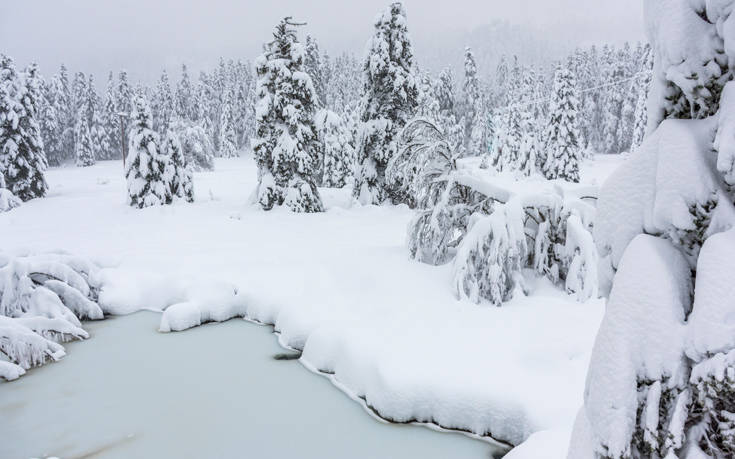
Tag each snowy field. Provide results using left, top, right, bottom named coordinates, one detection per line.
left=1, top=154, right=623, bottom=456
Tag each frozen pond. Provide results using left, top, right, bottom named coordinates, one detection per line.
left=1, top=312, right=504, bottom=458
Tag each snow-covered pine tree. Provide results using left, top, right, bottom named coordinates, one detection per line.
left=517, top=70, right=539, bottom=176
left=316, top=109, right=353, bottom=188
left=462, top=47, right=485, bottom=156
left=71, top=71, right=87, bottom=122
left=99, top=72, right=119, bottom=160
left=163, top=129, right=194, bottom=202
left=74, top=105, right=95, bottom=167
left=218, top=88, right=238, bottom=158
left=251, top=17, right=324, bottom=212
left=153, top=70, right=174, bottom=136
left=175, top=64, right=194, bottom=121
left=115, top=70, right=133, bottom=121
left=56, top=64, right=75, bottom=162
left=353, top=2, right=418, bottom=205
left=304, top=35, right=326, bottom=108
left=631, top=45, right=653, bottom=152
left=601, top=61, right=625, bottom=154
left=125, top=95, right=168, bottom=208
left=0, top=58, right=48, bottom=201
left=39, top=78, right=62, bottom=167
left=84, top=74, right=110, bottom=162
left=543, top=62, right=581, bottom=182
left=234, top=61, right=255, bottom=150
left=416, top=71, right=440, bottom=121
left=171, top=119, right=215, bottom=171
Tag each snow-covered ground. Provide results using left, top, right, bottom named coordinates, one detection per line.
left=1, top=154, right=624, bottom=456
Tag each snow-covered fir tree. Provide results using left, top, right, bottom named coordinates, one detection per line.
left=516, top=70, right=539, bottom=176
left=99, top=72, right=119, bottom=160
left=55, top=64, right=75, bottom=162
left=74, top=105, right=95, bottom=167
left=175, top=64, right=195, bottom=121
left=631, top=45, right=653, bottom=151
left=162, top=129, right=194, bottom=202
left=304, top=35, right=326, bottom=108
left=316, top=109, right=353, bottom=188
left=218, top=89, right=238, bottom=158
left=172, top=118, right=215, bottom=171
left=251, top=17, right=324, bottom=212
left=353, top=2, right=418, bottom=205
left=153, top=70, right=175, bottom=136
left=462, top=47, right=485, bottom=156
left=125, top=95, right=168, bottom=208
left=543, top=63, right=581, bottom=182
left=39, top=78, right=62, bottom=167
left=0, top=57, right=48, bottom=201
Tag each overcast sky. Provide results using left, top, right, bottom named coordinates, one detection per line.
left=1, top=0, right=645, bottom=84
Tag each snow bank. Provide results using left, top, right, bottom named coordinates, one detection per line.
left=159, top=282, right=249, bottom=332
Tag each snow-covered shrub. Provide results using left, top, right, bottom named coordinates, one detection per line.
left=452, top=199, right=527, bottom=306
left=172, top=118, right=215, bottom=172
left=0, top=252, right=104, bottom=380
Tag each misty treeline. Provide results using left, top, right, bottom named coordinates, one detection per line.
left=1, top=1, right=651, bottom=209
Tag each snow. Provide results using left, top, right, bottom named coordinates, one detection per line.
left=0, top=155, right=623, bottom=451
left=687, top=227, right=735, bottom=358
left=569, top=234, right=691, bottom=458
left=503, top=428, right=570, bottom=459
left=595, top=117, right=732, bottom=268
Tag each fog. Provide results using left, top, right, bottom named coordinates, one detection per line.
left=0, top=0, right=644, bottom=83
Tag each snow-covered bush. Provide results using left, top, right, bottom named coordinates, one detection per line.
left=452, top=199, right=527, bottom=306
left=171, top=118, right=215, bottom=172
left=0, top=252, right=104, bottom=381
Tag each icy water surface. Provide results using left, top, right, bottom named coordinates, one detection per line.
left=1, top=311, right=503, bottom=458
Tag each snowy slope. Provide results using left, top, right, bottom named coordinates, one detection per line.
left=0, top=155, right=621, bottom=449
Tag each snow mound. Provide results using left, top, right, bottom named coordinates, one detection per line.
left=159, top=282, right=249, bottom=332
left=0, top=359, right=25, bottom=381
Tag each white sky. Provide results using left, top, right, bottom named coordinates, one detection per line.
left=0, top=0, right=645, bottom=84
